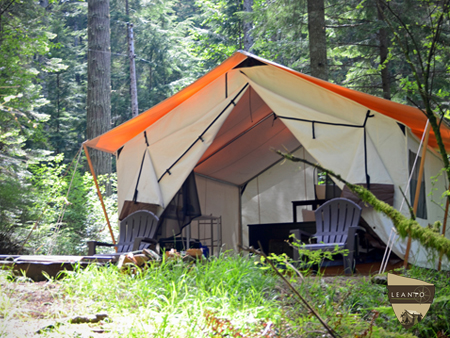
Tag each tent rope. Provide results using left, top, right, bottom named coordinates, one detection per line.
left=47, top=147, right=83, bottom=255
left=379, top=120, right=429, bottom=273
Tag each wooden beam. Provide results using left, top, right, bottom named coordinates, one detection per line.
left=238, top=188, right=242, bottom=252
left=404, top=122, right=431, bottom=268
left=83, top=143, right=117, bottom=249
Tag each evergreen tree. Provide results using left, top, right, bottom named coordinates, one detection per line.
left=87, top=0, right=112, bottom=176
left=38, top=0, right=88, bottom=159
left=308, top=0, right=328, bottom=80
left=252, top=0, right=309, bottom=71
left=0, top=0, right=62, bottom=252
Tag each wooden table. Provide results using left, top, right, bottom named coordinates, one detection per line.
left=247, top=221, right=316, bottom=258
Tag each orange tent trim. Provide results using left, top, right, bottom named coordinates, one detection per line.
left=85, top=51, right=450, bottom=154
left=85, top=53, right=247, bottom=153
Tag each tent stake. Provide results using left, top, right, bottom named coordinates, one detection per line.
left=438, top=197, right=449, bottom=271
left=83, top=143, right=117, bottom=249
left=404, top=122, right=431, bottom=268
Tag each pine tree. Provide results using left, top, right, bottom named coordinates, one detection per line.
left=87, top=0, right=112, bottom=175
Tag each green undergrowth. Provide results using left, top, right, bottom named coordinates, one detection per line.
left=2, top=254, right=449, bottom=337
left=59, top=253, right=285, bottom=337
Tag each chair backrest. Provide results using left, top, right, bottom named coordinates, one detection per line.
left=117, top=210, right=159, bottom=252
left=314, top=197, right=362, bottom=244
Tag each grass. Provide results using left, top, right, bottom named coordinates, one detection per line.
left=1, top=252, right=449, bottom=337
left=59, top=253, right=284, bottom=337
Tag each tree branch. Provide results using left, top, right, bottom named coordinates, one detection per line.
left=240, top=244, right=341, bottom=338
left=0, top=0, right=15, bottom=17
left=376, top=0, right=427, bottom=102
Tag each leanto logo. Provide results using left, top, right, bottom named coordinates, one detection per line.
left=387, top=273, right=435, bottom=329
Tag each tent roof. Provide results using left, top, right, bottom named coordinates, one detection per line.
left=194, top=86, right=301, bottom=186
left=85, top=51, right=450, bottom=154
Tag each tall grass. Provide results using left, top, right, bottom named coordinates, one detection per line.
left=3, top=252, right=448, bottom=337
left=60, top=253, right=283, bottom=337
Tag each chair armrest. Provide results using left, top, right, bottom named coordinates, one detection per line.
left=290, top=229, right=316, bottom=244
left=132, top=237, right=158, bottom=251
left=87, top=241, right=117, bottom=256
left=345, top=227, right=360, bottom=254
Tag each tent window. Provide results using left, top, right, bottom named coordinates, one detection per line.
left=409, top=150, right=427, bottom=219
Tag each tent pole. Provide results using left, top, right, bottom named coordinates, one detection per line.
left=437, top=197, right=449, bottom=271
left=238, top=188, right=243, bottom=252
left=83, top=143, right=117, bottom=249
left=403, top=123, right=431, bottom=268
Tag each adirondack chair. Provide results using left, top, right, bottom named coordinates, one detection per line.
left=87, top=210, right=159, bottom=255
left=290, top=197, right=362, bottom=274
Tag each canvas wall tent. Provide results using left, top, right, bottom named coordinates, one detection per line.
left=85, top=51, right=450, bottom=269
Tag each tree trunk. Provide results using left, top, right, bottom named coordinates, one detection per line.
left=307, top=0, right=327, bottom=80
left=377, top=0, right=391, bottom=100
left=128, top=23, right=138, bottom=118
left=87, top=0, right=112, bottom=176
left=243, top=0, right=253, bottom=52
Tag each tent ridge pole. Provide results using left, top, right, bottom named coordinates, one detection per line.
left=83, top=143, right=117, bottom=248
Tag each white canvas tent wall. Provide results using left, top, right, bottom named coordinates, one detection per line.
left=85, top=51, right=450, bottom=268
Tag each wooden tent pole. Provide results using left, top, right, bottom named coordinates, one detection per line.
left=403, top=122, right=431, bottom=268
left=83, top=143, right=117, bottom=249
left=438, top=197, right=449, bottom=271
left=238, top=188, right=243, bottom=252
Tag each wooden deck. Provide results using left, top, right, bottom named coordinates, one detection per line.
left=321, top=259, right=404, bottom=276
left=1, top=253, right=404, bottom=282
left=0, top=254, right=115, bottom=281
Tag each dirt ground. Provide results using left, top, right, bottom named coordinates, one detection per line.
left=0, top=272, right=116, bottom=338
left=0, top=269, right=369, bottom=338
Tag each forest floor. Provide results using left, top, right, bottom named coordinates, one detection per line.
left=0, top=273, right=117, bottom=338
left=0, top=269, right=365, bottom=338
left=0, top=257, right=448, bottom=338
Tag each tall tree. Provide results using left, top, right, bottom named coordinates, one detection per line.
left=193, top=0, right=245, bottom=67
left=87, top=0, right=112, bottom=175
left=376, top=0, right=390, bottom=100
left=307, top=0, right=327, bottom=80
left=108, top=0, right=200, bottom=126
left=252, top=0, right=309, bottom=71
left=37, top=0, right=88, bottom=160
left=243, top=0, right=253, bottom=52
left=377, top=0, right=450, bottom=196
left=0, top=0, right=57, bottom=252
left=326, top=0, right=398, bottom=98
